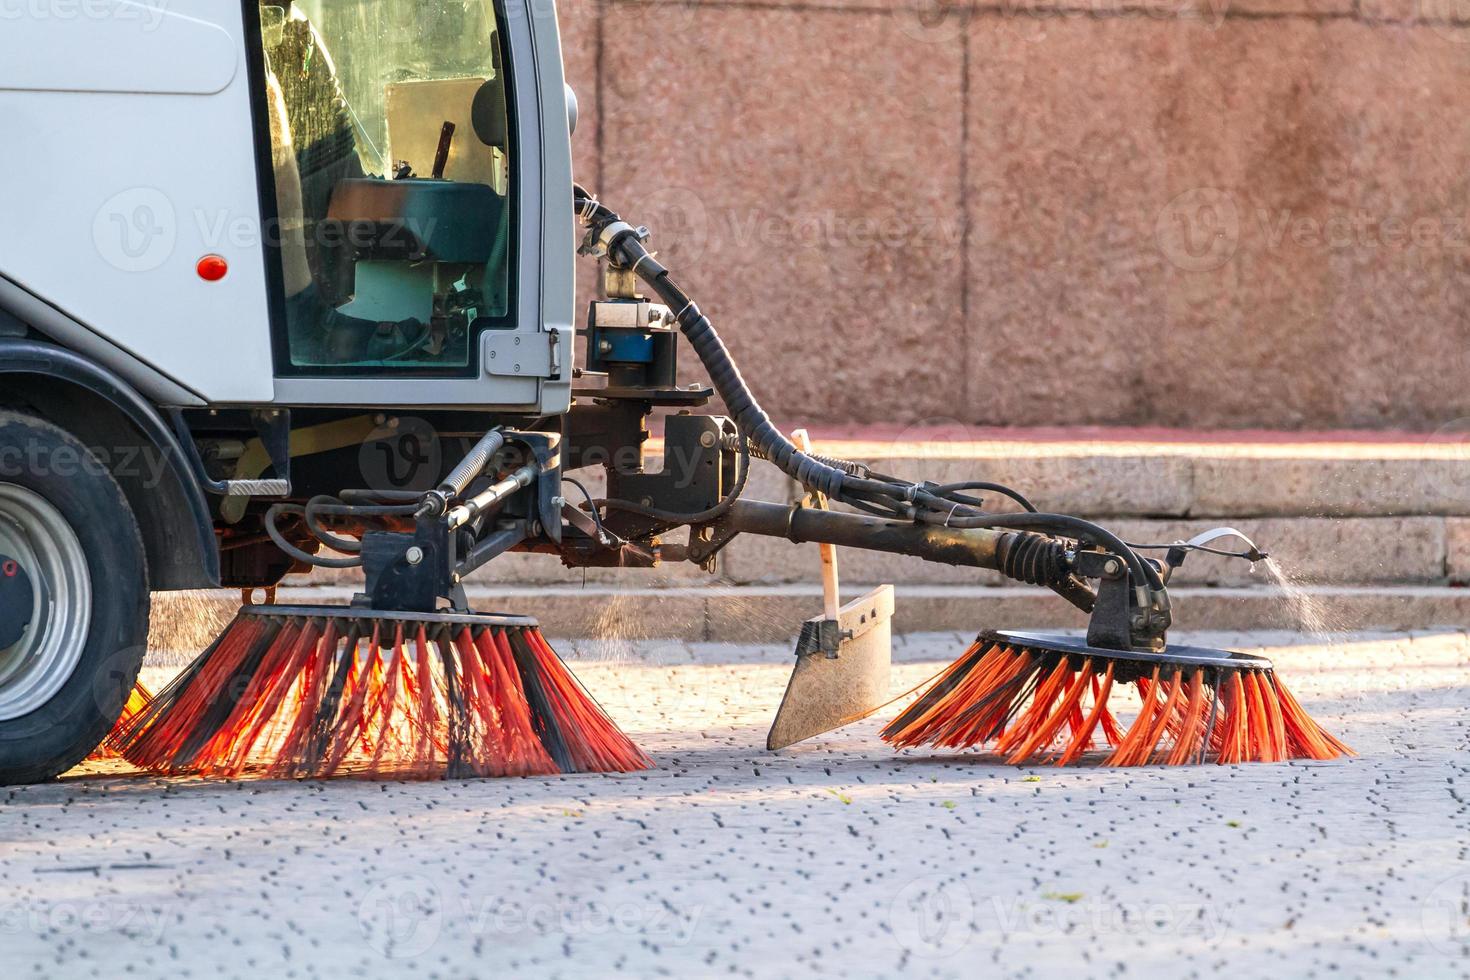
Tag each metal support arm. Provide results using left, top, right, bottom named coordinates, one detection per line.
left=712, top=500, right=1007, bottom=570
left=702, top=499, right=1100, bottom=618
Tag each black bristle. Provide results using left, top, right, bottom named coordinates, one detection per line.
left=881, top=642, right=989, bottom=738
left=937, top=648, right=1044, bottom=743
left=440, top=627, right=470, bottom=779
left=173, top=618, right=284, bottom=769
left=506, top=627, right=575, bottom=773
left=298, top=623, right=361, bottom=776
left=1197, top=667, right=1223, bottom=764
left=117, top=613, right=241, bottom=746
left=991, top=655, right=1047, bottom=735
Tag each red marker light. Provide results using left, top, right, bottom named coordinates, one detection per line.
left=197, top=255, right=229, bottom=282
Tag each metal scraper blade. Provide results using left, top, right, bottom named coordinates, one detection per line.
left=766, top=584, right=894, bottom=751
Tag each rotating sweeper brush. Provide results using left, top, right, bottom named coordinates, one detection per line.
left=882, top=632, right=1351, bottom=766
left=0, top=3, right=1346, bottom=782
left=882, top=533, right=1354, bottom=766
left=109, top=432, right=652, bottom=780
left=115, top=607, right=648, bottom=778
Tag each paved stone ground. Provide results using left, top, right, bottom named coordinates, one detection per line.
left=4, top=631, right=1469, bottom=978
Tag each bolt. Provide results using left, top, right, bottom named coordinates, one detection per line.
left=405, top=546, right=424, bottom=565
left=1103, top=558, right=1121, bottom=576
left=699, top=431, right=717, bottom=448
left=597, top=340, right=613, bottom=354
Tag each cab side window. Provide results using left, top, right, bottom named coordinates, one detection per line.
left=258, top=1, right=513, bottom=375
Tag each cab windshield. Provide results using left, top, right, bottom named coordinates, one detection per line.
left=259, top=0, right=513, bottom=375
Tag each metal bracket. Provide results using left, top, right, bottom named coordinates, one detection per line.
left=1076, top=549, right=1168, bottom=652
left=221, top=479, right=291, bottom=497
left=1085, top=573, right=1136, bottom=651
left=360, top=522, right=455, bottom=615
left=685, top=520, right=740, bottom=571
left=560, top=498, right=621, bottom=550
left=505, top=431, right=563, bottom=545
left=485, top=330, right=559, bottom=379
left=601, top=414, right=728, bottom=540
left=168, top=408, right=292, bottom=500
left=249, top=409, right=291, bottom=481
left=794, top=618, right=854, bottom=660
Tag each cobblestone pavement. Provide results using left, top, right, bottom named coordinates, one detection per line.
left=3, top=631, right=1468, bottom=978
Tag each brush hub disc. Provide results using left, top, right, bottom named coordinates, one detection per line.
left=987, top=630, right=1273, bottom=672
left=238, top=604, right=540, bottom=630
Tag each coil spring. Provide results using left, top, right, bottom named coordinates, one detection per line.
left=997, top=531, right=1070, bottom=587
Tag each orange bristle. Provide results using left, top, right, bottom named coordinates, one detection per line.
left=112, top=607, right=651, bottom=780
left=882, top=633, right=1353, bottom=767
left=91, top=681, right=155, bottom=760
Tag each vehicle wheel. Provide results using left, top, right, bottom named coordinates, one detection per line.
left=0, top=411, right=149, bottom=784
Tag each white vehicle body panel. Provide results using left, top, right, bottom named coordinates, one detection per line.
left=0, top=0, right=275, bottom=402
left=0, top=0, right=578, bottom=412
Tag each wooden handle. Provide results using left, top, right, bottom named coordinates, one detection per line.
left=792, top=429, right=840, bottom=620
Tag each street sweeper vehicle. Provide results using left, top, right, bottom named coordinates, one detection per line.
left=0, top=0, right=1349, bottom=784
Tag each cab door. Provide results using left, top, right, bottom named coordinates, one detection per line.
left=251, top=0, right=576, bottom=413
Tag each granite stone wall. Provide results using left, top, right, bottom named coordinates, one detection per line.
left=554, top=0, right=1470, bottom=430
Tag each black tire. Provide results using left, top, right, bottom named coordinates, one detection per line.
left=0, top=411, right=149, bottom=784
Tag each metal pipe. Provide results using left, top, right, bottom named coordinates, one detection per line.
left=717, top=500, right=1098, bottom=615
left=720, top=500, right=1006, bottom=570
left=445, top=463, right=537, bottom=530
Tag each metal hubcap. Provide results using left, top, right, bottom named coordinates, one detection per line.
left=0, top=484, right=91, bottom=721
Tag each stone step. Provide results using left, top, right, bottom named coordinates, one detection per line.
left=725, top=426, right=1470, bottom=519
left=148, top=583, right=1470, bottom=652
